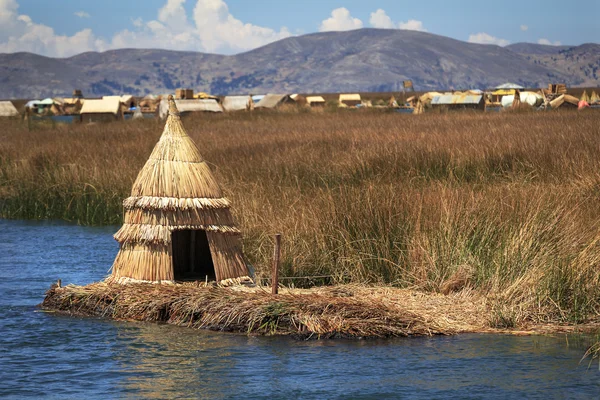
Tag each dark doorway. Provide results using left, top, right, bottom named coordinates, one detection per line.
left=171, top=229, right=216, bottom=281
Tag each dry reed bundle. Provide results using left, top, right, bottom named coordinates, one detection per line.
left=109, top=96, right=248, bottom=283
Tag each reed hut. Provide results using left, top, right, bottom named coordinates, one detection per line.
left=109, top=96, right=250, bottom=284
left=80, top=98, right=122, bottom=122
left=222, top=95, right=253, bottom=111
left=581, top=90, right=590, bottom=103
left=590, top=91, right=600, bottom=104
left=255, top=94, right=291, bottom=109
left=306, top=96, right=326, bottom=107
left=0, top=101, right=19, bottom=117
left=339, top=94, right=361, bottom=107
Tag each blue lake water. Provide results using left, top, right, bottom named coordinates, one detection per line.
left=1, top=219, right=600, bottom=399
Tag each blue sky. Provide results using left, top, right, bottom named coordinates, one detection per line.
left=1, top=0, right=597, bottom=57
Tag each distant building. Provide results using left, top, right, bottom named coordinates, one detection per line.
left=222, top=95, right=253, bottom=111
left=0, top=101, right=19, bottom=117
left=80, top=98, right=123, bottom=122
left=339, top=93, right=361, bottom=107
left=431, top=94, right=485, bottom=111
left=254, top=94, right=292, bottom=109
left=306, top=96, right=326, bottom=107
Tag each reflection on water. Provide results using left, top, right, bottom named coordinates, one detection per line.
left=1, top=219, right=599, bottom=399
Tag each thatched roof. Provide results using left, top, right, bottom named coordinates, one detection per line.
left=255, top=94, right=289, bottom=109
left=80, top=98, right=121, bottom=115
left=306, top=96, right=326, bottom=105
left=109, top=96, right=248, bottom=283
left=591, top=91, right=600, bottom=104
left=175, top=99, right=223, bottom=113
left=0, top=101, right=19, bottom=117
left=339, top=93, right=361, bottom=102
left=222, top=96, right=252, bottom=111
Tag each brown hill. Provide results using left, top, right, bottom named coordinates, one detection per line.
left=0, top=29, right=597, bottom=99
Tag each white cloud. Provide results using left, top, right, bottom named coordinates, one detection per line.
left=0, top=0, right=292, bottom=56
left=319, top=7, right=363, bottom=32
left=191, top=0, right=291, bottom=53
left=520, top=24, right=528, bottom=31
left=368, top=9, right=426, bottom=32
left=398, top=19, right=426, bottom=31
left=131, top=17, right=143, bottom=28
left=369, top=9, right=394, bottom=29
left=468, top=32, right=510, bottom=46
left=0, top=0, right=106, bottom=57
left=538, top=38, right=562, bottom=46
left=74, top=11, right=90, bottom=18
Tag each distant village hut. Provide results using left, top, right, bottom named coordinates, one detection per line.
left=306, top=96, right=326, bottom=107
left=255, top=94, right=292, bottom=109
left=175, top=88, right=194, bottom=100
left=431, top=94, right=485, bottom=111
left=222, top=95, right=253, bottom=111
left=80, top=98, right=123, bottom=122
left=290, top=94, right=307, bottom=106
left=590, top=91, right=600, bottom=104
left=491, top=83, right=524, bottom=104
left=580, top=90, right=590, bottom=103
left=109, top=96, right=250, bottom=284
left=0, top=101, right=19, bottom=117
left=158, top=98, right=223, bottom=119
left=176, top=99, right=223, bottom=113
left=339, top=94, right=361, bottom=107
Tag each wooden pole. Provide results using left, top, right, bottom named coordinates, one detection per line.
left=271, top=233, right=281, bottom=295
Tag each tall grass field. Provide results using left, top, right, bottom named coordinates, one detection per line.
left=2, top=109, right=600, bottom=327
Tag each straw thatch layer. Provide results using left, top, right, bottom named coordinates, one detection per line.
left=114, top=224, right=241, bottom=245
left=123, top=207, right=237, bottom=230
left=123, top=196, right=231, bottom=211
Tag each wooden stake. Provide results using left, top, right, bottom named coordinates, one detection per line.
left=57, top=279, right=61, bottom=288
left=271, top=233, right=281, bottom=295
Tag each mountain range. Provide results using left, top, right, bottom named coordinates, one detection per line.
left=0, top=28, right=598, bottom=99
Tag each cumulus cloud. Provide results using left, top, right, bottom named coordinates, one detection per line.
left=398, top=19, right=426, bottom=31
left=468, top=32, right=509, bottom=46
left=520, top=24, right=528, bottom=31
left=369, top=9, right=394, bottom=29
left=538, top=38, right=562, bottom=46
left=0, top=0, right=106, bottom=57
left=74, top=11, right=90, bottom=18
left=368, top=9, right=426, bottom=32
left=319, top=8, right=363, bottom=32
left=0, top=0, right=291, bottom=56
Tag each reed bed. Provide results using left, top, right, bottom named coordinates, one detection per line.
left=41, top=282, right=488, bottom=337
left=4, top=109, right=600, bottom=326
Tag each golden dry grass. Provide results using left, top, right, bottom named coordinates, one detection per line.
left=3, top=108, right=600, bottom=326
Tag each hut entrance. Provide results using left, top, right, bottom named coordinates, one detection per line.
left=171, top=229, right=216, bottom=281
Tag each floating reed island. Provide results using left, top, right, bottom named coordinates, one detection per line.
left=41, top=99, right=600, bottom=338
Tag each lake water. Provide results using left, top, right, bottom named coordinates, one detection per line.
left=1, top=219, right=599, bottom=399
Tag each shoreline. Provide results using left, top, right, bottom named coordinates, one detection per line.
left=41, top=282, right=600, bottom=339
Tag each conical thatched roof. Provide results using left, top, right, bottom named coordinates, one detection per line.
left=581, top=90, right=590, bottom=102
left=590, top=91, right=599, bottom=104
left=109, top=96, right=249, bottom=283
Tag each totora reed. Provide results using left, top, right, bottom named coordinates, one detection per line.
left=3, top=108, right=600, bottom=334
